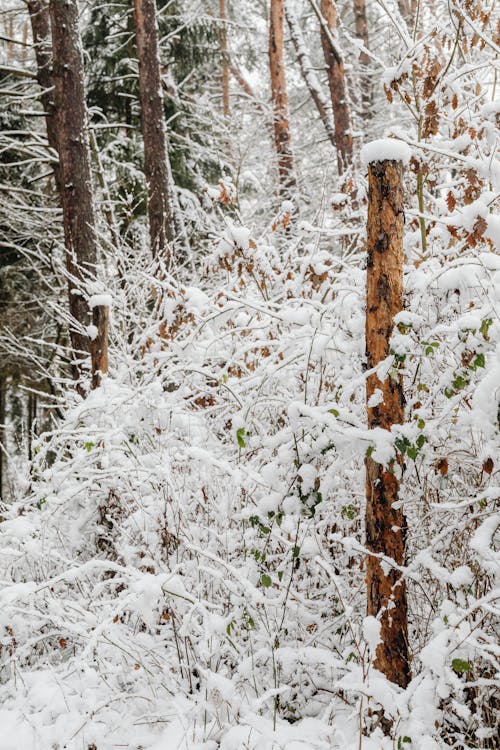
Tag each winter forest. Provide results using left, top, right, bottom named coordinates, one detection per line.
left=0, top=0, right=499, bottom=748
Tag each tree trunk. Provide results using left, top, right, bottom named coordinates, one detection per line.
left=49, top=0, right=98, bottom=384
left=365, top=157, right=410, bottom=689
left=286, top=6, right=336, bottom=147
left=0, top=378, right=5, bottom=504
left=89, top=304, right=109, bottom=390
left=319, top=0, right=353, bottom=175
left=352, top=0, right=372, bottom=119
left=269, top=0, right=296, bottom=198
left=27, top=0, right=62, bottom=193
left=133, top=0, right=185, bottom=262
left=219, top=0, right=230, bottom=117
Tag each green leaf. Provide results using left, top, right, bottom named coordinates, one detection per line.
left=328, top=408, right=339, bottom=417
left=236, top=427, right=246, bottom=448
left=260, top=573, right=272, bottom=588
left=84, top=441, right=95, bottom=452
left=471, top=353, right=485, bottom=370
left=452, top=658, right=471, bottom=673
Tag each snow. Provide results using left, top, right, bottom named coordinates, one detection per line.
left=360, top=138, right=412, bottom=165
left=88, top=293, right=112, bottom=308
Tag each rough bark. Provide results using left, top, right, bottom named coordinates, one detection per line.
left=133, top=0, right=184, bottom=262
left=219, top=0, right=230, bottom=117
left=352, top=0, right=372, bottom=118
left=89, top=305, right=109, bottom=390
left=319, top=0, right=353, bottom=175
left=27, top=0, right=61, bottom=192
left=286, top=6, right=336, bottom=147
left=365, top=158, right=410, bottom=689
left=49, top=0, right=98, bottom=382
left=269, top=0, right=296, bottom=198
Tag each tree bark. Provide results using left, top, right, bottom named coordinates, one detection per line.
left=365, top=157, right=410, bottom=689
left=133, top=0, right=185, bottom=262
left=49, top=0, right=98, bottom=384
left=352, top=0, right=372, bottom=119
left=27, top=0, right=61, bottom=193
left=286, top=6, right=336, bottom=147
left=219, top=0, right=230, bottom=117
left=0, top=378, right=5, bottom=504
left=319, top=0, right=353, bottom=175
left=89, top=304, right=109, bottom=390
left=269, top=0, right=296, bottom=198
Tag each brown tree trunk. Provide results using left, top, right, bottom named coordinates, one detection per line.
left=133, top=0, right=185, bottom=262
left=352, top=0, right=372, bottom=119
left=27, top=0, right=61, bottom=193
left=89, top=304, right=109, bottom=390
left=318, top=0, right=353, bottom=175
left=286, top=6, right=336, bottom=147
left=269, top=0, right=296, bottom=198
left=365, top=157, right=410, bottom=689
left=49, top=0, right=98, bottom=384
left=219, top=0, right=230, bottom=117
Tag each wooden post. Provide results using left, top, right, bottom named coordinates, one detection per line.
left=89, top=305, right=109, bottom=390
left=365, top=155, right=410, bottom=688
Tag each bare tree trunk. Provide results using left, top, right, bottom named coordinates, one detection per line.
left=0, top=378, right=5, bottom=504
left=27, top=0, right=61, bottom=193
left=89, top=304, right=109, bottom=390
left=286, top=6, right=336, bottom=147
left=352, top=0, right=372, bottom=118
left=219, top=0, right=230, bottom=117
left=318, top=0, right=353, bottom=175
left=133, top=0, right=185, bottom=263
left=49, top=0, right=98, bottom=384
left=269, top=0, right=296, bottom=198
left=365, top=157, right=410, bottom=689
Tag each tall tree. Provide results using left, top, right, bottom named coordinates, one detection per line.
left=219, top=0, right=230, bottom=118
left=286, top=5, right=336, bottom=147
left=132, top=0, right=185, bottom=263
left=317, top=0, right=353, bottom=174
left=49, top=0, right=99, bottom=382
left=365, top=153, right=410, bottom=689
left=352, top=0, right=372, bottom=118
left=269, top=0, right=296, bottom=198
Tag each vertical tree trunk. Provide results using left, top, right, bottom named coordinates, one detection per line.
left=89, top=303, right=109, bottom=390
left=49, top=0, right=98, bottom=383
left=219, top=0, right=230, bottom=118
left=318, top=0, right=353, bottom=175
left=269, top=0, right=296, bottom=198
left=286, top=6, right=336, bottom=147
left=352, top=0, right=372, bottom=119
left=133, top=0, right=185, bottom=262
left=365, top=157, right=410, bottom=688
left=27, top=0, right=61, bottom=193
left=0, top=378, right=5, bottom=504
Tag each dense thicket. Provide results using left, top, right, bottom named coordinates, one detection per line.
left=0, top=1, right=498, bottom=749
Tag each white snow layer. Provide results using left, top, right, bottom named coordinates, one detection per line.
left=360, top=139, right=412, bottom=165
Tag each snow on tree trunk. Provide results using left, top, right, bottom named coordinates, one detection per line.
left=269, top=0, right=296, bottom=198
left=49, top=0, right=98, bottom=384
left=365, top=156, right=410, bottom=689
left=319, top=0, right=353, bottom=176
left=352, top=0, right=372, bottom=119
left=133, top=0, right=185, bottom=264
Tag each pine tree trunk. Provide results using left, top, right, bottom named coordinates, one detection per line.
left=319, top=0, right=353, bottom=175
left=219, top=0, right=230, bottom=117
left=286, top=6, right=336, bottom=147
left=352, top=0, right=372, bottom=118
left=49, top=0, right=98, bottom=383
left=133, top=0, right=185, bottom=262
left=365, top=157, right=410, bottom=689
left=269, top=0, right=296, bottom=198
left=27, top=0, right=61, bottom=193
left=89, top=305, right=109, bottom=390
